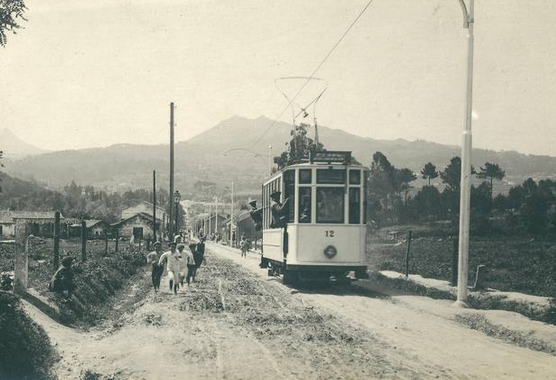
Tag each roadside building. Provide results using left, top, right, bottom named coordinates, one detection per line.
left=121, top=201, right=169, bottom=232
left=69, top=219, right=111, bottom=239
left=222, top=210, right=261, bottom=247
left=112, top=212, right=162, bottom=240
left=0, top=210, right=63, bottom=238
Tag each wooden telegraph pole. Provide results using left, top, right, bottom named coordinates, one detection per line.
left=169, top=102, right=175, bottom=241
left=81, top=219, right=87, bottom=262
left=14, top=222, right=28, bottom=294
left=53, top=211, right=60, bottom=270
left=153, top=170, right=157, bottom=242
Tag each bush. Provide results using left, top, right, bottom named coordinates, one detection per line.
left=0, top=291, right=57, bottom=380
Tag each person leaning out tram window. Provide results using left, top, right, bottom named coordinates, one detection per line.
left=270, top=190, right=290, bottom=228
left=248, top=199, right=263, bottom=231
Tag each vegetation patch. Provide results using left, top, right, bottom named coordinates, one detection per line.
left=0, top=291, right=57, bottom=380
left=455, top=313, right=556, bottom=355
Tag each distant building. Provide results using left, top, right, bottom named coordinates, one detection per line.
left=121, top=201, right=169, bottom=229
left=192, top=212, right=228, bottom=239
left=112, top=212, right=162, bottom=240
left=0, top=210, right=63, bottom=238
left=69, top=219, right=111, bottom=239
left=222, top=210, right=261, bottom=247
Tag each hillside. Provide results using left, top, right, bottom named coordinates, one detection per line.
left=4, top=116, right=556, bottom=195
left=0, top=129, right=49, bottom=159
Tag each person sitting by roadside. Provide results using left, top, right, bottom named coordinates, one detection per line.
left=49, top=257, right=75, bottom=297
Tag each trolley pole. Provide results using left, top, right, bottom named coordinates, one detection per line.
left=455, top=0, right=474, bottom=307
left=169, top=102, right=175, bottom=241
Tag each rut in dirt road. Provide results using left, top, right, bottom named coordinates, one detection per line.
left=64, top=250, right=425, bottom=380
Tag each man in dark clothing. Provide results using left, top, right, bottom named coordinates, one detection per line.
left=270, top=191, right=290, bottom=228
left=248, top=200, right=263, bottom=231
left=49, top=257, right=75, bottom=297
left=191, top=237, right=205, bottom=282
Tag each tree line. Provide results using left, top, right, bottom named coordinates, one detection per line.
left=368, top=152, right=556, bottom=236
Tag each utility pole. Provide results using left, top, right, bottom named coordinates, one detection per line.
left=53, top=211, right=60, bottom=270
left=153, top=170, right=157, bottom=242
left=455, top=0, right=475, bottom=307
left=169, top=102, right=175, bottom=241
left=208, top=204, right=212, bottom=238
left=81, top=219, right=87, bottom=262
left=268, top=144, right=273, bottom=175
left=215, top=196, right=218, bottom=237
left=230, top=179, right=234, bottom=245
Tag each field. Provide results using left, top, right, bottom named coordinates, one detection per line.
left=367, top=226, right=556, bottom=297
left=0, top=237, right=146, bottom=325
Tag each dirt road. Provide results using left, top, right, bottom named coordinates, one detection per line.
left=24, top=244, right=556, bottom=380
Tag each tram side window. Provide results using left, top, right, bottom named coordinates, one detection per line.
left=316, top=188, right=345, bottom=223
left=284, top=170, right=295, bottom=223
left=349, top=188, right=361, bottom=224
left=298, top=187, right=312, bottom=223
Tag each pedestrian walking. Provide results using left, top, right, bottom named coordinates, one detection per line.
left=158, top=242, right=182, bottom=294
left=182, top=244, right=196, bottom=285
left=192, top=237, right=206, bottom=282
left=146, top=242, right=163, bottom=292
left=240, top=235, right=247, bottom=258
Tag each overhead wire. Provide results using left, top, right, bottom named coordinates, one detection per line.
left=247, top=0, right=375, bottom=150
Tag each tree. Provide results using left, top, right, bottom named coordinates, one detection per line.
left=440, top=157, right=462, bottom=192
left=420, top=162, right=438, bottom=186
left=477, top=162, right=505, bottom=203
left=396, top=168, right=417, bottom=203
left=274, top=123, right=325, bottom=169
left=0, top=0, right=27, bottom=47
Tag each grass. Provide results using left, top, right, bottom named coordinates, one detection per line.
left=368, top=226, right=556, bottom=297
left=1, top=237, right=147, bottom=326
left=0, top=291, right=58, bottom=380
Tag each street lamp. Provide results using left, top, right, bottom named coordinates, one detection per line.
left=174, top=190, right=181, bottom=237
left=455, top=0, right=475, bottom=307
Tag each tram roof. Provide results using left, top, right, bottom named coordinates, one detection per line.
left=264, top=160, right=366, bottom=185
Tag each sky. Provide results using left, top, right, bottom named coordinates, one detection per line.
left=1, top=0, right=555, bottom=156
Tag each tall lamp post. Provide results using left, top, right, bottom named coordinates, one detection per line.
left=174, top=190, right=181, bottom=238
left=455, top=0, right=475, bottom=307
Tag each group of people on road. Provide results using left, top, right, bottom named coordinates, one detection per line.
left=146, top=236, right=206, bottom=294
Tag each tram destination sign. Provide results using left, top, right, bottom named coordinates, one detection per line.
left=310, top=150, right=351, bottom=164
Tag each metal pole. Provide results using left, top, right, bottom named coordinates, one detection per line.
left=175, top=201, right=179, bottom=236
left=215, top=197, right=218, bottom=238
left=208, top=204, right=212, bottom=238
left=153, top=170, right=157, bottom=242
left=169, top=102, right=175, bottom=241
left=455, top=0, right=474, bottom=307
left=115, top=229, right=119, bottom=252
left=53, top=211, right=60, bottom=270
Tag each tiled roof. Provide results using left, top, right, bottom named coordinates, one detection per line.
left=0, top=210, right=62, bottom=223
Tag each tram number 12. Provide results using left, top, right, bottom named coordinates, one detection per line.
left=325, top=230, right=335, bottom=237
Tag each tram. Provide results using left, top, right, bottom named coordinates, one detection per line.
left=260, top=150, right=368, bottom=284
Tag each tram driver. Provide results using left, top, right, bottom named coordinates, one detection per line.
left=270, top=190, right=290, bottom=229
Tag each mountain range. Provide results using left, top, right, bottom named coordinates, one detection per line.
left=3, top=116, right=556, bottom=196
left=0, top=128, right=49, bottom=158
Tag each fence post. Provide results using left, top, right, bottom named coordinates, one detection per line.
left=115, top=229, right=119, bottom=252
left=104, top=232, right=109, bottom=256
left=451, top=237, right=459, bottom=286
left=81, top=220, right=87, bottom=262
left=14, top=223, right=29, bottom=294
left=405, top=230, right=413, bottom=278
left=53, top=211, right=60, bottom=270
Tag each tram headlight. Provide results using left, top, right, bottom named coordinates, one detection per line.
left=323, top=245, right=337, bottom=259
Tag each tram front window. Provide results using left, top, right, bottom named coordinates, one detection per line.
left=317, top=188, right=344, bottom=223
